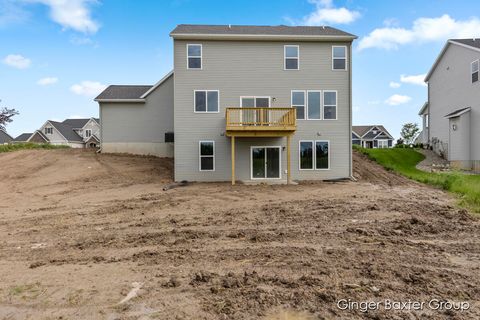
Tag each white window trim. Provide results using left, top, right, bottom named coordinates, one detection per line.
left=315, top=140, right=330, bottom=170
left=85, top=129, right=92, bottom=138
left=291, top=90, right=306, bottom=120
left=187, top=44, right=202, bottom=70
left=199, top=140, right=215, bottom=171
left=306, top=90, right=322, bottom=120
left=332, top=46, right=347, bottom=71
left=284, top=45, right=300, bottom=71
left=298, top=140, right=330, bottom=171
left=250, top=146, right=282, bottom=180
left=193, top=90, right=220, bottom=113
left=323, top=90, right=338, bottom=120
left=45, top=127, right=53, bottom=135
left=471, top=59, right=479, bottom=83
left=298, top=140, right=314, bottom=171
left=425, top=114, right=429, bottom=128
left=239, top=96, right=271, bottom=107
left=377, top=139, right=389, bottom=149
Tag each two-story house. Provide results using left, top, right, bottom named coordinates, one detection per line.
left=16, top=118, right=101, bottom=148
left=352, top=125, right=394, bottom=148
left=423, top=39, right=480, bottom=172
left=96, top=25, right=356, bottom=184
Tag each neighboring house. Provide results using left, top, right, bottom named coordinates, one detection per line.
left=0, top=129, right=13, bottom=144
left=34, top=118, right=100, bottom=148
left=352, top=125, right=393, bottom=148
left=12, top=118, right=100, bottom=148
left=96, top=24, right=356, bottom=184
left=416, top=102, right=429, bottom=145
left=13, top=133, right=33, bottom=143
left=423, top=38, right=480, bottom=172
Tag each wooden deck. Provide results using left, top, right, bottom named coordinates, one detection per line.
left=225, top=107, right=296, bottom=185
left=225, top=107, right=296, bottom=136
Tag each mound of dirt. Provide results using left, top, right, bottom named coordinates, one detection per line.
left=0, top=149, right=478, bottom=320
left=352, top=149, right=412, bottom=185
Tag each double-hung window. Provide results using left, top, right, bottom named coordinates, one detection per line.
left=199, top=141, right=215, bottom=171
left=332, top=46, right=347, bottom=70
left=299, top=140, right=330, bottom=170
left=85, top=129, right=92, bottom=138
left=45, top=127, right=53, bottom=135
left=291, top=91, right=305, bottom=120
left=187, top=44, right=202, bottom=69
left=284, top=45, right=299, bottom=70
left=472, top=60, right=479, bottom=83
left=323, top=91, right=337, bottom=120
left=194, top=90, right=219, bottom=112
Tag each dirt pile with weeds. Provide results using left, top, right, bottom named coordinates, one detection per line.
left=0, top=149, right=479, bottom=319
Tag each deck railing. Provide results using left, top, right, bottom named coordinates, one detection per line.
left=226, top=107, right=296, bottom=129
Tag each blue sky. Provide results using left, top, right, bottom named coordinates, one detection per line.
left=1, top=0, right=480, bottom=138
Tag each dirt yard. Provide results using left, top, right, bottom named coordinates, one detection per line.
left=0, top=149, right=479, bottom=320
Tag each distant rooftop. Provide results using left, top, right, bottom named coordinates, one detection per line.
left=170, top=24, right=357, bottom=40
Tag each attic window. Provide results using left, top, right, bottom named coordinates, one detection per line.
left=472, top=60, right=479, bottom=83
left=45, top=127, right=53, bottom=135
left=85, top=129, right=92, bottom=138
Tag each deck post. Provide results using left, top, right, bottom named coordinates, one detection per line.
left=231, top=135, right=235, bottom=185
left=287, top=134, right=291, bottom=184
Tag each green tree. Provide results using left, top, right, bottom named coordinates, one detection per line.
left=400, top=123, right=420, bottom=145
left=0, top=100, right=19, bottom=130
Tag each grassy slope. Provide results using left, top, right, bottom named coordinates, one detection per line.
left=0, top=143, right=69, bottom=153
left=357, top=147, right=480, bottom=213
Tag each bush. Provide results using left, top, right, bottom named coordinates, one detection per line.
left=0, top=143, right=70, bottom=153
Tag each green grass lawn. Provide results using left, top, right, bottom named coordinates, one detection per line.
left=356, top=146, right=480, bottom=213
left=0, top=143, right=69, bottom=153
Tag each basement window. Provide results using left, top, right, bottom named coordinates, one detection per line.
left=299, top=141, right=313, bottom=170
left=315, top=141, right=329, bottom=169
left=187, top=44, right=202, bottom=69
left=472, top=59, right=479, bottom=83
left=199, top=141, right=215, bottom=171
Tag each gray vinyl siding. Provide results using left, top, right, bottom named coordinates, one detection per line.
left=100, top=75, right=174, bottom=156
left=174, top=40, right=352, bottom=182
left=428, top=44, right=480, bottom=163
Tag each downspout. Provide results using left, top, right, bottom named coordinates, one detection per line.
left=96, top=104, right=103, bottom=154
left=349, top=42, right=355, bottom=181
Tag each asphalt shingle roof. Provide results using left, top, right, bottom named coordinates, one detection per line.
left=0, top=129, right=13, bottom=143
left=14, top=133, right=33, bottom=142
left=352, top=125, right=393, bottom=138
left=170, top=24, right=356, bottom=38
left=451, top=38, right=480, bottom=49
left=62, top=118, right=99, bottom=128
left=95, top=85, right=152, bottom=100
left=49, top=121, right=84, bottom=142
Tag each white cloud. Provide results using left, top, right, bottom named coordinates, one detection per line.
left=400, top=73, right=427, bottom=86
left=358, top=14, right=480, bottom=50
left=2, top=54, right=31, bottom=69
left=25, top=0, right=99, bottom=34
left=389, top=81, right=401, bottom=88
left=385, top=94, right=411, bottom=106
left=70, top=81, right=106, bottom=97
left=0, top=0, right=30, bottom=26
left=37, top=77, right=58, bottom=85
left=297, top=0, right=360, bottom=26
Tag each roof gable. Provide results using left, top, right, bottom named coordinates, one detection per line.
left=48, top=121, right=83, bottom=142
left=425, top=39, right=480, bottom=81
left=0, top=129, right=13, bottom=143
